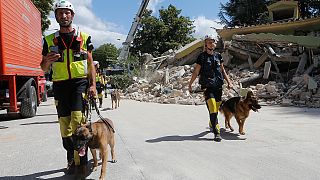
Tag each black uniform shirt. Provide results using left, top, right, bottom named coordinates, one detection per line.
left=196, top=51, right=224, bottom=88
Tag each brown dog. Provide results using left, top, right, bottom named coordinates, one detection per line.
left=111, top=89, right=120, bottom=109
left=219, top=91, right=261, bottom=135
left=73, top=119, right=116, bottom=180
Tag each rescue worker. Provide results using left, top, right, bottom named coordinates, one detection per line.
left=40, top=0, right=96, bottom=176
left=94, top=61, right=105, bottom=108
left=104, top=75, right=110, bottom=98
left=188, top=35, right=232, bottom=142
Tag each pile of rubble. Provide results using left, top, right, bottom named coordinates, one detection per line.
left=124, top=65, right=320, bottom=108
left=125, top=65, right=203, bottom=105
left=123, top=29, right=320, bottom=108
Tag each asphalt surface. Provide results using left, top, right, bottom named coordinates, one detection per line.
left=0, top=97, right=320, bottom=180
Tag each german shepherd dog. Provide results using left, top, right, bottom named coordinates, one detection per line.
left=219, top=91, right=261, bottom=135
left=111, top=89, right=120, bottom=109
left=73, top=119, right=116, bottom=180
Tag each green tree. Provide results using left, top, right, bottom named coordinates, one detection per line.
left=219, top=0, right=320, bottom=27
left=299, top=0, right=320, bottom=18
left=32, top=0, right=54, bottom=32
left=219, top=0, right=270, bottom=27
left=132, top=5, right=195, bottom=57
left=109, top=74, right=133, bottom=90
left=92, top=43, right=118, bottom=69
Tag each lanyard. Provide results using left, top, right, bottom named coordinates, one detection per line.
left=60, top=31, right=75, bottom=49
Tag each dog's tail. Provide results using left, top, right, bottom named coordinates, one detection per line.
left=219, top=100, right=226, bottom=114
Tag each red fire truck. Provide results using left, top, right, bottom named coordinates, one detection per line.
left=0, top=0, right=46, bottom=118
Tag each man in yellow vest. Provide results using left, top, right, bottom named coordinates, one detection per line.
left=94, top=61, right=105, bottom=108
left=40, top=0, right=96, bottom=177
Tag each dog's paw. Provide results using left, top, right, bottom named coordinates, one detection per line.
left=111, top=159, right=117, bottom=163
left=230, top=128, right=234, bottom=132
left=240, top=132, right=245, bottom=135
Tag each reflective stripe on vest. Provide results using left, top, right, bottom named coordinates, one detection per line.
left=45, top=30, right=89, bottom=81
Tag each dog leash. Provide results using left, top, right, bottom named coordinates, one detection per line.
left=84, top=94, right=94, bottom=133
left=188, top=87, right=206, bottom=105
left=90, top=96, right=115, bottom=133
left=231, top=87, right=240, bottom=96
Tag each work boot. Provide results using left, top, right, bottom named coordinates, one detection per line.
left=75, top=165, right=88, bottom=180
left=213, top=134, right=222, bottom=142
left=65, top=160, right=75, bottom=175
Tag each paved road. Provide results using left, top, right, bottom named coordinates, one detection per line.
left=0, top=97, right=319, bottom=180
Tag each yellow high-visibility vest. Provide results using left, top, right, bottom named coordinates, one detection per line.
left=45, top=29, right=90, bottom=81
left=96, top=73, right=105, bottom=85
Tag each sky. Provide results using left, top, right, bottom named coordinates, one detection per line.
left=47, top=0, right=229, bottom=48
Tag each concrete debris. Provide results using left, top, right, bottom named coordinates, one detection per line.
left=124, top=63, right=320, bottom=108
left=126, top=33, right=320, bottom=108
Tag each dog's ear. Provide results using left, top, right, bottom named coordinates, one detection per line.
left=246, top=90, right=254, bottom=98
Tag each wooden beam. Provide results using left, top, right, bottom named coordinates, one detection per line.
left=254, top=52, right=268, bottom=68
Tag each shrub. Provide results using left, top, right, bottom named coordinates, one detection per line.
left=109, top=74, right=133, bottom=90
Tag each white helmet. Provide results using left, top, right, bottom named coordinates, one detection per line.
left=54, top=0, right=74, bottom=13
left=93, top=61, right=99, bottom=66
left=204, top=34, right=217, bottom=41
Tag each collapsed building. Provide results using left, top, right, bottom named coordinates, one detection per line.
left=125, top=0, right=320, bottom=108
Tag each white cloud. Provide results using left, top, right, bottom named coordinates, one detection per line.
left=46, top=0, right=126, bottom=48
left=147, top=0, right=164, bottom=13
left=46, top=1, right=225, bottom=49
left=192, top=16, right=225, bottom=39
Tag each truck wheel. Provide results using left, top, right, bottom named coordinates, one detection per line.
left=20, top=85, right=37, bottom=118
left=42, top=87, right=48, bottom=102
